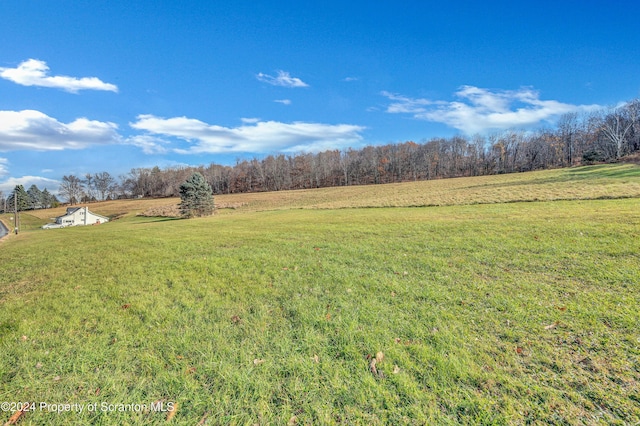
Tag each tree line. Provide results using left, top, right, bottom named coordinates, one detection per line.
left=2, top=98, right=639, bottom=209
left=113, top=99, right=640, bottom=198
left=1, top=184, right=59, bottom=213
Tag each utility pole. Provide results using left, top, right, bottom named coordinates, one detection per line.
left=14, top=190, right=18, bottom=234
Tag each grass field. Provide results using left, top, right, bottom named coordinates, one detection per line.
left=1, top=164, right=639, bottom=424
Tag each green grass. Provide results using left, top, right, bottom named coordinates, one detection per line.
left=1, top=166, right=640, bottom=424
left=0, top=213, right=48, bottom=234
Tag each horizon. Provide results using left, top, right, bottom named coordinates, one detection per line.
left=1, top=0, right=640, bottom=194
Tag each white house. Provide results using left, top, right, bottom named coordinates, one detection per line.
left=45, top=206, right=109, bottom=228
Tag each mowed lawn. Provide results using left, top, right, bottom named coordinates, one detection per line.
left=1, top=166, right=639, bottom=424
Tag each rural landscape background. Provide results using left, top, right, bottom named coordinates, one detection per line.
left=2, top=1, right=640, bottom=424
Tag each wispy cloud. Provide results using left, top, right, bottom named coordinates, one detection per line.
left=381, top=91, right=437, bottom=114
left=0, top=59, right=118, bottom=93
left=0, top=157, right=8, bottom=176
left=125, top=135, right=169, bottom=154
left=0, top=175, right=60, bottom=193
left=256, top=70, right=309, bottom=88
left=274, top=99, right=291, bottom=105
left=343, top=77, right=359, bottom=82
left=0, top=109, right=121, bottom=151
left=382, top=86, right=600, bottom=133
left=130, top=115, right=365, bottom=154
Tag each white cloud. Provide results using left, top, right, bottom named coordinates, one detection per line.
left=381, top=91, right=437, bottom=114
left=343, top=77, right=359, bottom=82
left=256, top=70, right=309, bottom=88
left=125, top=135, right=169, bottom=154
left=0, top=175, right=60, bottom=194
left=130, top=114, right=365, bottom=154
left=0, top=109, right=121, bottom=151
left=0, top=59, right=118, bottom=93
left=41, top=169, right=54, bottom=173
left=274, top=99, right=292, bottom=105
left=383, top=86, right=600, bottom=134
left=0, top=157, right=8, bottom=176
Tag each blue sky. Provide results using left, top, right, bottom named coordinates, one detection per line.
left=1, top=0, right=640, bottom=194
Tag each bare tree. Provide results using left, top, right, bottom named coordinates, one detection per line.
left=557, top=112, right=579, bottom=166
left=59, top=175, right=84, bottom=205
left=598, top=104, right=638, bottom=160
left=83, top=173, right=96, bottom=201
left=94, top=171, right=115, bottom=201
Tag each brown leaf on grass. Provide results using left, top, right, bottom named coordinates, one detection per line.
left=166, top=402, right=178, bottom=422
left=35, top=362, right=42, bottom=369
left=515, top=346, right=524, bottom=355
left=197, top=412, right=209, bottom=425
left=231, top=315, right=241, bottom=324
left=557, top=306, right=567, bottom=311
left=287, top=415, right=298, bottom=425
left=253, top=359, right=265, bottom=365
left=95, top=387, right=100, bottom=396
left=4, top=405, right=27, bottom=425
left=53, top=375, right=61, bottom=381
left=369, top=352, right=385, bottom=378
left=312, top=354, right=319, bottom=363
left=393, top=365, right=400, bottom=374
left=577, top=357, right=598, bottom=372
left=186, top=367, right=196, bottom=375
left=394, top=337, right=402, bottom=344
left=369, top=358, right=385, bottom=379
left=121, top=304, right=130, bottom=309
left=21, top=335, right=28, bottom=341
left=544, top=321, right=560, bottom=330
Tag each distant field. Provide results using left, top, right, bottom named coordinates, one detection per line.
left=1, top=164, right=639, bottom=424
left=15, top=163, right=640, bottom=224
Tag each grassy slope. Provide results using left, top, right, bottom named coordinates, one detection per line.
left=19, top=163, right=640, bottom=222
left=0, top=164, right=639, bottom=425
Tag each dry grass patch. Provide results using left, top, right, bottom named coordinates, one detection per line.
left=22, top=163, right=640, bottom=221
left=137, top=204, right=182, bottom=218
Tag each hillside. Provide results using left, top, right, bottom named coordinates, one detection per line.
left=0, top=164, right=639, bottom=424
left=16, top=163, right=640, bottom=224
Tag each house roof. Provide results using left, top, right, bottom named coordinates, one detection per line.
left=57, top=206, right=109, bottom=220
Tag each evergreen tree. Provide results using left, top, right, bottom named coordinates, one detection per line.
left=179, top=172, right=215, bottom=218
left=41, top=188, right=53, bottom=209
left=8, top=185, right=29, bottom=212
left=27, top=184, right=43, bottom=209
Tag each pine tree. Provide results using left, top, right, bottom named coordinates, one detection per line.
left=27, top=185, right=43, bottom=209
left=8, top=185, right=30, bottom=211
left=179, top=172, right=215, bottom=218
